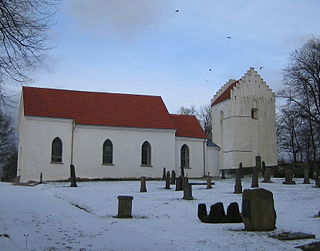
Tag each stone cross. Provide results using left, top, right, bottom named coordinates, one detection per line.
left=183, top=183, right=193, bottom=200
left=165, top=175, right=171, bottom=189
left=234, top=162, right=242, bottom=194
left=170, top=170, right=176, bottom=185
left=162, top=167, right=166, bottom=180
left=140, top=176, right=147, bottom=192
left=70, top=164, right=77, bottom=187
left=283, top=168, right=296, bottom=184
left=176, top=176, right=183, bottom=191
left=251, top=156, right=260, bottom=188
left=206, top=176, right=213, bottom=189
left=303, top=164, right=310, bottom=184
left=117, top=196, right=133, bottom=218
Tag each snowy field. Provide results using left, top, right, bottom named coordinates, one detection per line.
left=0, top=177, right=319, bottom=251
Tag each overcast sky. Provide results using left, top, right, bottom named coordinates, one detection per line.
left=14, top=0, right=320, bottom=113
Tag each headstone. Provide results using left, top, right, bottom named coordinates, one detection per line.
left=40, top=172, right=43, bottom=184
left=242, top=188, right=276, bottom=231
left=303, top=164, right=310, bottom=184
left=315, top=168, right=320, bottom=188
left=206, top=202, right=228, bottom=223
left=182, top=176, right=189, bottom=189
left=221, top=170, right=226, bottom=179
left=296, top=241, right=320, bottom=251
left=170, top=170, right=176, bottom=185
left=70, top=164, right=77, bottom=187
left=206, top=176, right=213, bottom=189
left=234, top=162, right=242, bottom=194
left=165, top=176, right=170, bottom=189
left=166, top=171, right=170, bottom=179
left=251, top=156, right=260, bottom=188
left=183, top=183, right=193, bottom=200
left=261, top=161, right=266, bottom=177
left=117, top=196, right=133, bottom=218
left=140, top=176, right=147, bottom=192
left=197, top=203, right=207, bottom=222
left=176, top=176, right=183, bottom=191
left=283, top=168, right=296, bottom=184
left=162, top=167, right=166, bottom=180
left=226, top=202, right=243, bottom=223
left=262, top=168, right=273, bottom=183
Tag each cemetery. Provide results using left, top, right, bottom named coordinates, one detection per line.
left=0, top=168, right=319, bottom=251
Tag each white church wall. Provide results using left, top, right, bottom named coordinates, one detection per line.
left=211, top=68, right=277, bottom=170
left=206, top=146, right=220, bottom=177
left=72, top=125, right=176, bottom=179
left=175, top=137, right=206, bottom=177
left=18, top=116, right=73, bottom=182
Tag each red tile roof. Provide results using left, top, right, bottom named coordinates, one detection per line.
left=22, top=87, right=207, bottom=139
left=212, top=80, right=239, bottom=105
left=170, top=114, right=207, bottom=139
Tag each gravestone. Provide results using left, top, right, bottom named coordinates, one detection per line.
left=198, top=203, right=207, bottom=222
left=206, top=176, right=213, bottom=189
left=182, top=176, right=189, bottom=189
left=176, top=176, right=183, bottom=191
left=117, top=196, right=133, bottom=218
left=170, top=170, right=176, bottom=185
left=226, top=202, right=243, bottom=223
left=283, top=168, right=296, bottom=184
left=183, top=183, right=193, bottom=200
left=261, top=161, right=266, bottom=177
left=234, top=163, right=242, bottom=194
left=165, top=176, right=171, bottom=189
left=207, top=202, right=228, bottom=223
left=262, top=168, right=273, bottom=183
left=162, top=168, right=166, bottom=180
left=315, top=168, right=320, bottom=188
left=40, top=172, right=43, bottom=184
left=251, top=156, right=260, bottom=188
left=242, top=188, right=276, bottom=231
left=140, top=176, right=147, bottom=192
left=303, top=164, right=310, bottom=184
left=70, top=164, right=77, bottom=187
left=221, top=170, right=226, bottom=179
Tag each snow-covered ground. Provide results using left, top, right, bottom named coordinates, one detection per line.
left=0, top=177, right=319, bottom=251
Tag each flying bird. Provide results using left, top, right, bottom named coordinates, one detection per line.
left=259, top=66, right=263, bottom=70
left=209, top=68, right=212, bottom=71
left=227, top=36, right=232, bottom=39
left=175, top=9, right=179, bottom=12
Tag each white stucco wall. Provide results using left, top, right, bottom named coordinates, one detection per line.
left=175, top=137, right=207, bottom=177
left=211, top=68, right=277, bottom=169
left=206, top=146, right=220, bottom=177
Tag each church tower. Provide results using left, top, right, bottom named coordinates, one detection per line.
left=211, top=67, right=277, bottom=170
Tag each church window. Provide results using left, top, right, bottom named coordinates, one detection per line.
left=181, top=144, right=190, bottom=168
left=251, top=108, right=258, bottom=119
left=103, top=139, right=113, bottom=164
left=51, top=137, right=62, bottom=163
left=141, top=141, right=151, bottom=166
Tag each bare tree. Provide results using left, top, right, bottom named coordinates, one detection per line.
left=0, top=0, right=58, bottom=106
left=0, top=111, right=15, bottom=163
left=279, top=38, right=320, bottom=126
left=198, top=103, right=212, bottom=140
left=177, top=105, right=197, bottom=116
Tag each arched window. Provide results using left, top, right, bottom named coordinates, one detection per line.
left=181, top=144, right=189, bottom=168
left=141, top=141, right=151, bottom=166
left=103, top=139, right=113, bottom=164
left=51, top=137, right=62, bottom=163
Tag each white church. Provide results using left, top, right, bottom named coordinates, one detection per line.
left=17, top=67, right=277, bottom=182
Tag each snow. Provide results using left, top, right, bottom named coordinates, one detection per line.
left=0, top=177, right=319, bottom=251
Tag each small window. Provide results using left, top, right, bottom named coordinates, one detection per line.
left=141, top=141, right=151, bottom=166
left=51, top=137, right=62, bottom=163
left=103, top=139, right=113, bottom=164
left=251, top=108, right=258, bottom=119
left=181, top=144, right=190, bottom=168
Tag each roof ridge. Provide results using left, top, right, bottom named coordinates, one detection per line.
left=22, top=86, right=162, bottom=98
